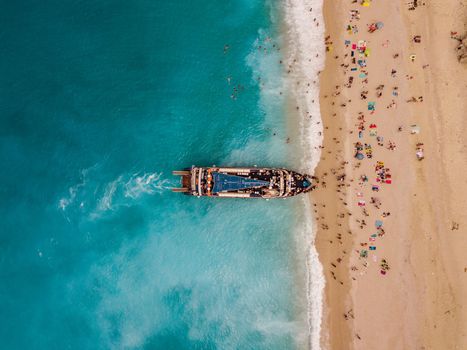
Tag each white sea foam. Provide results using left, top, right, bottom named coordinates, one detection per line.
left=58, top=168, right=89, bottom=211
left=282, top=0, right=326, bottom=349
left=241, top=2, right=326, bottom=347
left=92, top=172, right=172, bottom=216
left=124, top=172, right=172, bottom=199
left=58, top=169, right=173, bottom=218
left=299, top=198, right=325, bottom=350
left=283, top=0, right=325, bottom=173
left=97, top=176, right=122, bottom=212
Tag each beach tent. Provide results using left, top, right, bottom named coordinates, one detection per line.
left=410, top=125, right=421, bottom=134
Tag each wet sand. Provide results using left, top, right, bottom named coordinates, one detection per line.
left=314, top=0, right=467, bottom=349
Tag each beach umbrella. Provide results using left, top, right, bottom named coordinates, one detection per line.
left=355, top=152, right=365, bottom=160
left=368, top=23, right=377, bottom=33
left=376, top=22, right=384, bottom=29
left=416, top=149, right=424, bottom=160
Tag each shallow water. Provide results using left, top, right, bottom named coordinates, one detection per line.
left=0, top=1, right=317, bottom=349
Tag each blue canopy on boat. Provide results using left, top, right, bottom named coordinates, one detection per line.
left=211, top=172, right=269, bottom=194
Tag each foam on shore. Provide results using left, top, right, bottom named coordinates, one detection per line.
left=283, top=0, right=325, bottom=173
left=283, top=0, right=326, bottom=349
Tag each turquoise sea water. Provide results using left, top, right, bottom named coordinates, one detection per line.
left=1, top=1, right=310, bottom=349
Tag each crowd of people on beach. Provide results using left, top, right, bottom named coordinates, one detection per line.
left=316, top=0, right=429, bottom=296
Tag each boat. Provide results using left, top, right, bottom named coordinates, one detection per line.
left=172, top=166, right=314, bottom=198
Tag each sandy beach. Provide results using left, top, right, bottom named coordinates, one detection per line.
left=314, top=0, right=467, bottom=349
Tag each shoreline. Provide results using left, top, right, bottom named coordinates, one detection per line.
left=280, top=1, right=327, bottom=349
left=313, top=1, right=354, bottom=348
left=314, top=0, right=466, bottom=349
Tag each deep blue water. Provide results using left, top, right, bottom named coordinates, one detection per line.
left=0, top=1, right=308, bottom=349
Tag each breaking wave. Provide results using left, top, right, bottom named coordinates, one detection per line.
left=283, top=0, right=325, bottom=173
left=283, top=0, right=326, bottom=349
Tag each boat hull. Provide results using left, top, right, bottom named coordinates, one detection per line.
left=172, top=166, right=314, bottom=198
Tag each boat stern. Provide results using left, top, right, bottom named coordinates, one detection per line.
left=172, top=169, right=192, bottom=194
